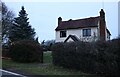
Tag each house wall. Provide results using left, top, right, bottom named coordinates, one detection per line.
left=56, top=31, right=66, bottom=42
left=55, top=27, right=99, bottom=42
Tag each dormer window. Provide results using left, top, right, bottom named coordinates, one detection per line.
left=60, top=31, right=66, bottom=38
left=83, top=29, right=91, bottom=37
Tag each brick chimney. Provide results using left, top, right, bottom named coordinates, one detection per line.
left=58, top=17, right=62, bottom=25
left=99, top=9, right=106, bottom=41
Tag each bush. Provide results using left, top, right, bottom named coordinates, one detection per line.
left=2, top=44, right=10, bottom=58
left=52, top=39, right=120, bottom=76
left=2, top=48, right=10, bottom=57
left=52, top=42, right=94, bottom=71
left=9, top=40, right=43, bottom=63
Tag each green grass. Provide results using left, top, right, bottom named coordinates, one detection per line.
left=43, top=51, right=52, bottom=63
left=2, top=59, right=88, bottom=75
left=2, top=51, right=89, bottom=75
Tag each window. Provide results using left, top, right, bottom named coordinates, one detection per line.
left=60, top=31, right=66, bottom=37
left=83, top=29, right=91, bottom=37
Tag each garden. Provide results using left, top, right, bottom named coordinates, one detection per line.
left=2, top=37, right=120, bottom=76
left=2, top=51, right=88, bottom=76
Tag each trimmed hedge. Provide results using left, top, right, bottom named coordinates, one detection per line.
left=52, top=38, right=120, bottom=76
left=9, top=40, right=43, bottom=63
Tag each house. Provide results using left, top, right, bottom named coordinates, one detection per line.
left=55, top=9, right=111, bottom=42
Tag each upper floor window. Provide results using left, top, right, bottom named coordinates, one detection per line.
left=83, top=29, right=91, bottom=37
left=60, top=31, right=66, bottom=38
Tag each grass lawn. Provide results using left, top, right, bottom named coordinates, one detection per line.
left=2, top=51, right=89, bottom=76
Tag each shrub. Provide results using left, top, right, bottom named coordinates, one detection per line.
left=52, top=42, right=94, bottom=71
left=9, top=40, right=43, bottom=63
left=2, top=44, right=10, bottom=58
left=52, top=39, right=120, bottom=76
left=2, top=48, right=10, bottom=58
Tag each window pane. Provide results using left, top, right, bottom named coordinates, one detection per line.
left=83, top=29, right=91, bottom=37
left=60, top=31, right=66, bottom=37
left=83, top=29, right=86, bottom=36
left=88, top=29, right=91, bottom=36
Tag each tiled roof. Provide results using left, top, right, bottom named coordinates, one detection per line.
left=55, top=16, right=100, bottom=31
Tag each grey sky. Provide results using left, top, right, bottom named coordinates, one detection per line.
left=118, top=1, right=120, bottom=36
left=3, top=1, right=118, bottom=42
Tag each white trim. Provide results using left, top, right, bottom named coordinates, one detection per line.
left=0, top=69, right=26, bottom=77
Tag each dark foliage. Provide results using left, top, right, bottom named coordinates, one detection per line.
left=2, top=43, right=10, bottom=57
left=9, top=6, right=36, bottom=42
left=2, top=48, right=10, bottom=58
left=9, top=40, right=43, bottom=63
left=52, top=38, right=120, bottom=76
left=2, top=2, right=15, bottom=46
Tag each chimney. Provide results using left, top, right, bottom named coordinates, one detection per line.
left=58, top=17, right=62, bottom=25
left=99, top=9, right=106, bottom=41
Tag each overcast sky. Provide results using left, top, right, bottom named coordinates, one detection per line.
left=2, top=0, right=119, bottom=42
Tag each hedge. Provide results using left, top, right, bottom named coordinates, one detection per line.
left=9, top=40, right=43, bottom=63
left=52, top=38, right=120, bottom=76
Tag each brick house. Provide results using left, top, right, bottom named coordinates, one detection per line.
left=55, top=9, right=111, bottom=42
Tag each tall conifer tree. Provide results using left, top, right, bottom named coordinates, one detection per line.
left=9, top=6, right=36, bottom=42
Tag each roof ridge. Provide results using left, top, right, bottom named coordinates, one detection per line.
left=62, top=16, right=100, bottom=22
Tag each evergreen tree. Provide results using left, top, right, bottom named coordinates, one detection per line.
left=9, top=6, right=36, bottom=42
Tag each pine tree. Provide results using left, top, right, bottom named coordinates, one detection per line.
left=9, top=6, right=36, bottom=42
